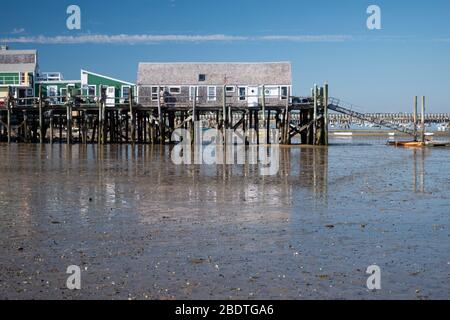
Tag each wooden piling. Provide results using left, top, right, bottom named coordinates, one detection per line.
left=261, top=85, right=266, bottom=123
left=323, top=82, right=329, bottom=146
left=49, top=111, right=54, bottom=144
left=130, top=91, right=135, bottom=144
left=38, top=85, right=44, bottom=144
left=413, top=96, right=418, bottom=141
left=313, top=84, right=318, bottom=145
left=421, top=96, right=425, bottom=143
left=157, top=88, right=163, bottom=145
left=66, top=103, right=72, bottom=145
left=6, top=90, right=11, bottom=144
left=97, top=101, right=102, bottom=145
left=222, top=85, right=227, bottom=130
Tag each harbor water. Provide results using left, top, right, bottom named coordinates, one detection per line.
left=0, top=138, right=448, bottom=299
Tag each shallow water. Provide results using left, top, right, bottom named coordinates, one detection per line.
left=0, top=138, right=448, bottom=299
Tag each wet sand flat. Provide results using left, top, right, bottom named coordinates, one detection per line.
left=0, top=140, right=448, bottom=299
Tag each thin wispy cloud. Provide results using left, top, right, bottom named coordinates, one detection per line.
left=11, top=28, right=26, bottom=35
left=0, top=33, right=354, bottom=44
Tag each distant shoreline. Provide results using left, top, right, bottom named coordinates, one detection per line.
left=330, top=130, right=450, bottom=137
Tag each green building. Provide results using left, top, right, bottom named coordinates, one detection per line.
left=1, top=46, right=136, bottom=106
left=35, top=73, right=81, bottom=104
left=81, top=69, right=135, bottom=106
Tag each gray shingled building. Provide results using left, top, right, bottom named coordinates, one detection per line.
left=0, top=46, right=38, bottom=100
left=137, top=62, right=292, bottom=107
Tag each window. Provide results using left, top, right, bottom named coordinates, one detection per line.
left=151, top=86, right=159, bottom=101
left=169, top=86, right=181, bottom=95
left=19, top=72, right=26, bottom=85
left=88, top=85, right=96, bottom=97
left=238, top=87, right=247, bottom=101
left=47, top=85, right=58, bottom=104
left=60, top=88, right=68, bottom=103
left=189, top=86, right=199, bottom=101
left=121, top=86, right=131, bottom=100
left=280, top=86, right=289, bottom=100
left=226, top=86, right=235, bottom=93
left=67, top=84, right=76, bottom=97
left=198, top=74, right=206, bottom=82
left=207, top=86, right=216, bottom=101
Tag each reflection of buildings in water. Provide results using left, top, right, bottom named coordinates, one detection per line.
left=298, top=147, right=328, bottom=201
left=74, top=144, right=330, bottom=225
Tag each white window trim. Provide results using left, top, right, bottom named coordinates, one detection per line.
left=207, top=86, right=217, bottom=101
left=19, top=72, right=26, bottom=85
left=151, top=86, right=159, bottom=101
left=225, top=86, right=236, bottom=93
left=47, top=85, right=58, bottom=103
left=67, top=84, right=75, bottom=96
left=121, top=85, right=131, bottom=98
left=189, top=86, right=199, bottom=101
left=238, top=86, right=247, bottom=101
left=47, top=85, right=58, bottom=96
left=168, top=86, right=181, bottom=95
left=279, top=86, right=290, bottom=100
left=60, top=88, right=68, bottom=103
left=88, top=85, right=97, bottom=97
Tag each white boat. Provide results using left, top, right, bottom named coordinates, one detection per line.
left=437, top=123, right=449, bottom=132
left=333, top=132, right=353, bottom=136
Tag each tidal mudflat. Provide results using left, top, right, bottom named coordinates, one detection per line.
left=0, top=139, right=448, bottom=299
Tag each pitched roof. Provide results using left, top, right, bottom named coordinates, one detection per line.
left=81, top=69, right=135, bottom=86
left=137, top=62, right=292, bottom=86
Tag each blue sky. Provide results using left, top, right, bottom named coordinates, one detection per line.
left=1, top=0, right=450, bottom=112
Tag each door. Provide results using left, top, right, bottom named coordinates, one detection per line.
left=247, top=86, right=259, bottom=107
left=106, top=86, right=115, bottom=107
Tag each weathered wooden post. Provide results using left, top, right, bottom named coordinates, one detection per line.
left=38, top=85, right=44, bottom=143
left=313, top=84, right=318, bottom=145
left=67, top=104, right=72, bottom=145
left=421, top=96, right=426, bottom=143
left=97, top=100, right=102, bottom=145
left=102, top=100, right=106, bottom=144
left=261, top=85, right=266, bottom=123
left=222, top=85, right=226, bottom=130
left=6, top=88, right=11, bottom=144
left=157, top=88, right=163, bottom=145
left=129, top=89, right=135, bottom=144
left=413, top=96, right=418, bottom=141
left=323, top=82, right=329, bottom=146
left=191, top=86, right=197, bottom=145
left=49, top=111, right=54, bottom=144
left=66, top=89, right=72, bottom=145
left=282, top=86, right=290, bottom=144
left=227, top=86, right=231, bottom=129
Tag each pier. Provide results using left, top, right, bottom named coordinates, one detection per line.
left=0, top=84, right=447, bottom=146
left=0, top=83, right=330, bottom=146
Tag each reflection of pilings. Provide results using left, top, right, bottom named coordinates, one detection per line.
left=413, top=149, right=426, bottom=193
left=299, top=147, right=328, bottom=200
